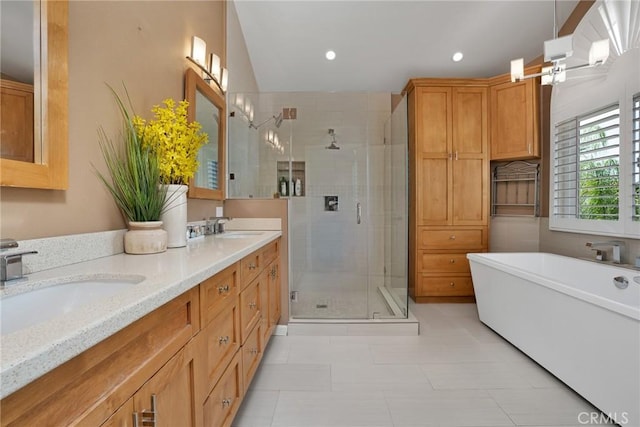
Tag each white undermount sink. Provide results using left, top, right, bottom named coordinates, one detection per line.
left=216, top=231, right=265, bottom=239
left=0, top=276, right=143, bottom=336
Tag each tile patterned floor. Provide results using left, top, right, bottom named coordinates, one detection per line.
left=233, top=303, right=616, bottom=427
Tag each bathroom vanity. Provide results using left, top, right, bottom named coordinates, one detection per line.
left=0, top=232, right=281, bottom=427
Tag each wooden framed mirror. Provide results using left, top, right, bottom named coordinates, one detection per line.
left=0, top=0, right=68, bottom=190
left=184, top=67, right=225, bottom=200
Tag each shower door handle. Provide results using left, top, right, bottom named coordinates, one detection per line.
left=356, top=202, right=362, bottom=225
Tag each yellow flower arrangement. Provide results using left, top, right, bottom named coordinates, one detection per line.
left=133, top=99, right=207, bottom=185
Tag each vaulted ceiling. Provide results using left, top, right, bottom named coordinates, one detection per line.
left=234, top=0, right=581, bottom=92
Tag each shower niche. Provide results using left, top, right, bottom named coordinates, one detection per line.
left=277, top=160, right=305, bottom=197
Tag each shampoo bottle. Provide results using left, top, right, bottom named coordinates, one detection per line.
left=295, top=178, right=302, bottom=196
left=279, top=176, right=287, bottom=196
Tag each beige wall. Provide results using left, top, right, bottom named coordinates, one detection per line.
left=1, top=1, right=225, bottom=240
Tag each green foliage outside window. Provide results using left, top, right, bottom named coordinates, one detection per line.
left=578, top=127, right=619, bottom=220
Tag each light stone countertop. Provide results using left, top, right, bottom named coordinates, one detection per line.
left=0, top=230, right=281, bottom=399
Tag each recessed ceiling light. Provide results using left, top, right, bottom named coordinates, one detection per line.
left=452, top=52, right=464, bottom=62
left=325, top=50, right=336, bottom=61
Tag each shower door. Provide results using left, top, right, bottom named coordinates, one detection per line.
left=289, top=145, right=370, bottom=319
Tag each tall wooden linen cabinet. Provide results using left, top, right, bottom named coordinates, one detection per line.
left=406, top=80, right=489, bottom=302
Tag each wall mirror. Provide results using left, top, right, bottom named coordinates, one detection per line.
left=185, top=67, right=226, bottom=200
left=0, top=0, right=68, bottom=190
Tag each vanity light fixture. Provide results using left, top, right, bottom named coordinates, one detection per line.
left=510, top=0, right=609, bottom=85
left=209, top=53, right=221, bottom=81
left=191, top=36, right=207, bottom=66
left=186, top=35, right=227, bottom=93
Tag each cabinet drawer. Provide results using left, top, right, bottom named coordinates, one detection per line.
left=242, top=321, right=263, bottom=393
left=418, top=276, right=474, bottom=296
left=203, top=351, right=243, bottom=427
left=200, top=263, right=239, bottom=326
left=201, top=300, right=240, bottom=396
left=239, top=278, right=262, bottom=344
left=418, top=253, right=470, bottom=274
left=419, top=228, right=485, bottom=250
left=261, top=239, right=279, bottom=267
left=240, top=251, right=262, bottom=289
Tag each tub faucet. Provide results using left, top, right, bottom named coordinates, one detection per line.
left=585, top=241, right=625, bottom=264
left=1, top=239, right=38, bottom=283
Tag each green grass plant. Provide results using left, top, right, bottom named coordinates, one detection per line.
left=94, top=85, right=168, bottom=223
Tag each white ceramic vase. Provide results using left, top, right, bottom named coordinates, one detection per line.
left=124, top=221, right=167, bottom=254
left=161, top=184, right=188, bottom=248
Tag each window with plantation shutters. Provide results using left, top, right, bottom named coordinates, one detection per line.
left=633, top=94, right=640, bottom=222
left=553, top=104, right=620, bottom=221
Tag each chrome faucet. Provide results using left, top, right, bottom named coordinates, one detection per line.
left=1, top=239, right=38, bottom=283
left=585, top=240, right=625, bottom=264
left=206, top=217, right=232, bottom=235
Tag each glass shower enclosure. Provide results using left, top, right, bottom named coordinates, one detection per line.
left=227, top=91, right=408, bottom=321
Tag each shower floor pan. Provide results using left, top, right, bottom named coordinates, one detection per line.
left=287, top=286, right=419, bottom=336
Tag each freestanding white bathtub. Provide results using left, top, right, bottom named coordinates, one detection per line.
left=468, top=252, right=640, bottom=427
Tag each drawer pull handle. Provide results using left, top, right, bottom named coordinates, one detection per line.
left=449, top=235, right=456, bottom=240
left=138, top=394, right=157, bottom=426
left=249, top=263, right=257, bottom=270
left=250, top=348, right=259, bottom=355
left=221, top=398, right=232, bottom=408
left=449, top=259, right=455, bottom=263
left=219, top=336, right=230, bottom=345
left=218, top=284, right=230, bottom=294
left=249, top=302, right=257, bottom=309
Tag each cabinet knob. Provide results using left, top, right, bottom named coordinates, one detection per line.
left=250, top=348, right=259, bottom=355
left=450, top=282, right=455, bottom=287
left=449, top=259, right=455, bottom=263
left=218, top=284, right=230, bottom=294
left=219, top=336, right=230, bottom=345
left=449, top=235, right=456, bottom=240
left=249, top=302, right=257, bottom=309
left=249, top=263, right=256, bottom=270
left=221, top=398, right=232, bottom=408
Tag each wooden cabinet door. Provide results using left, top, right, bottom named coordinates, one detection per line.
left=415, top=86, right=451, bottom=155
left=452, top=158, right=487, bottom=225
left=203, top=352, right=243, bottom=427
left=490, top=79, right=539, bottom=160
left=100, top=398, right=135, bottom=427
left=453, top=87, right=487, bottom=156
left=133, top=342, right=202, bottom=427
left=239, top=276, right=262, bottom=344
left=417, top=155, right=450, bottom=225
left=451, top=86, right=488, bottom=225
